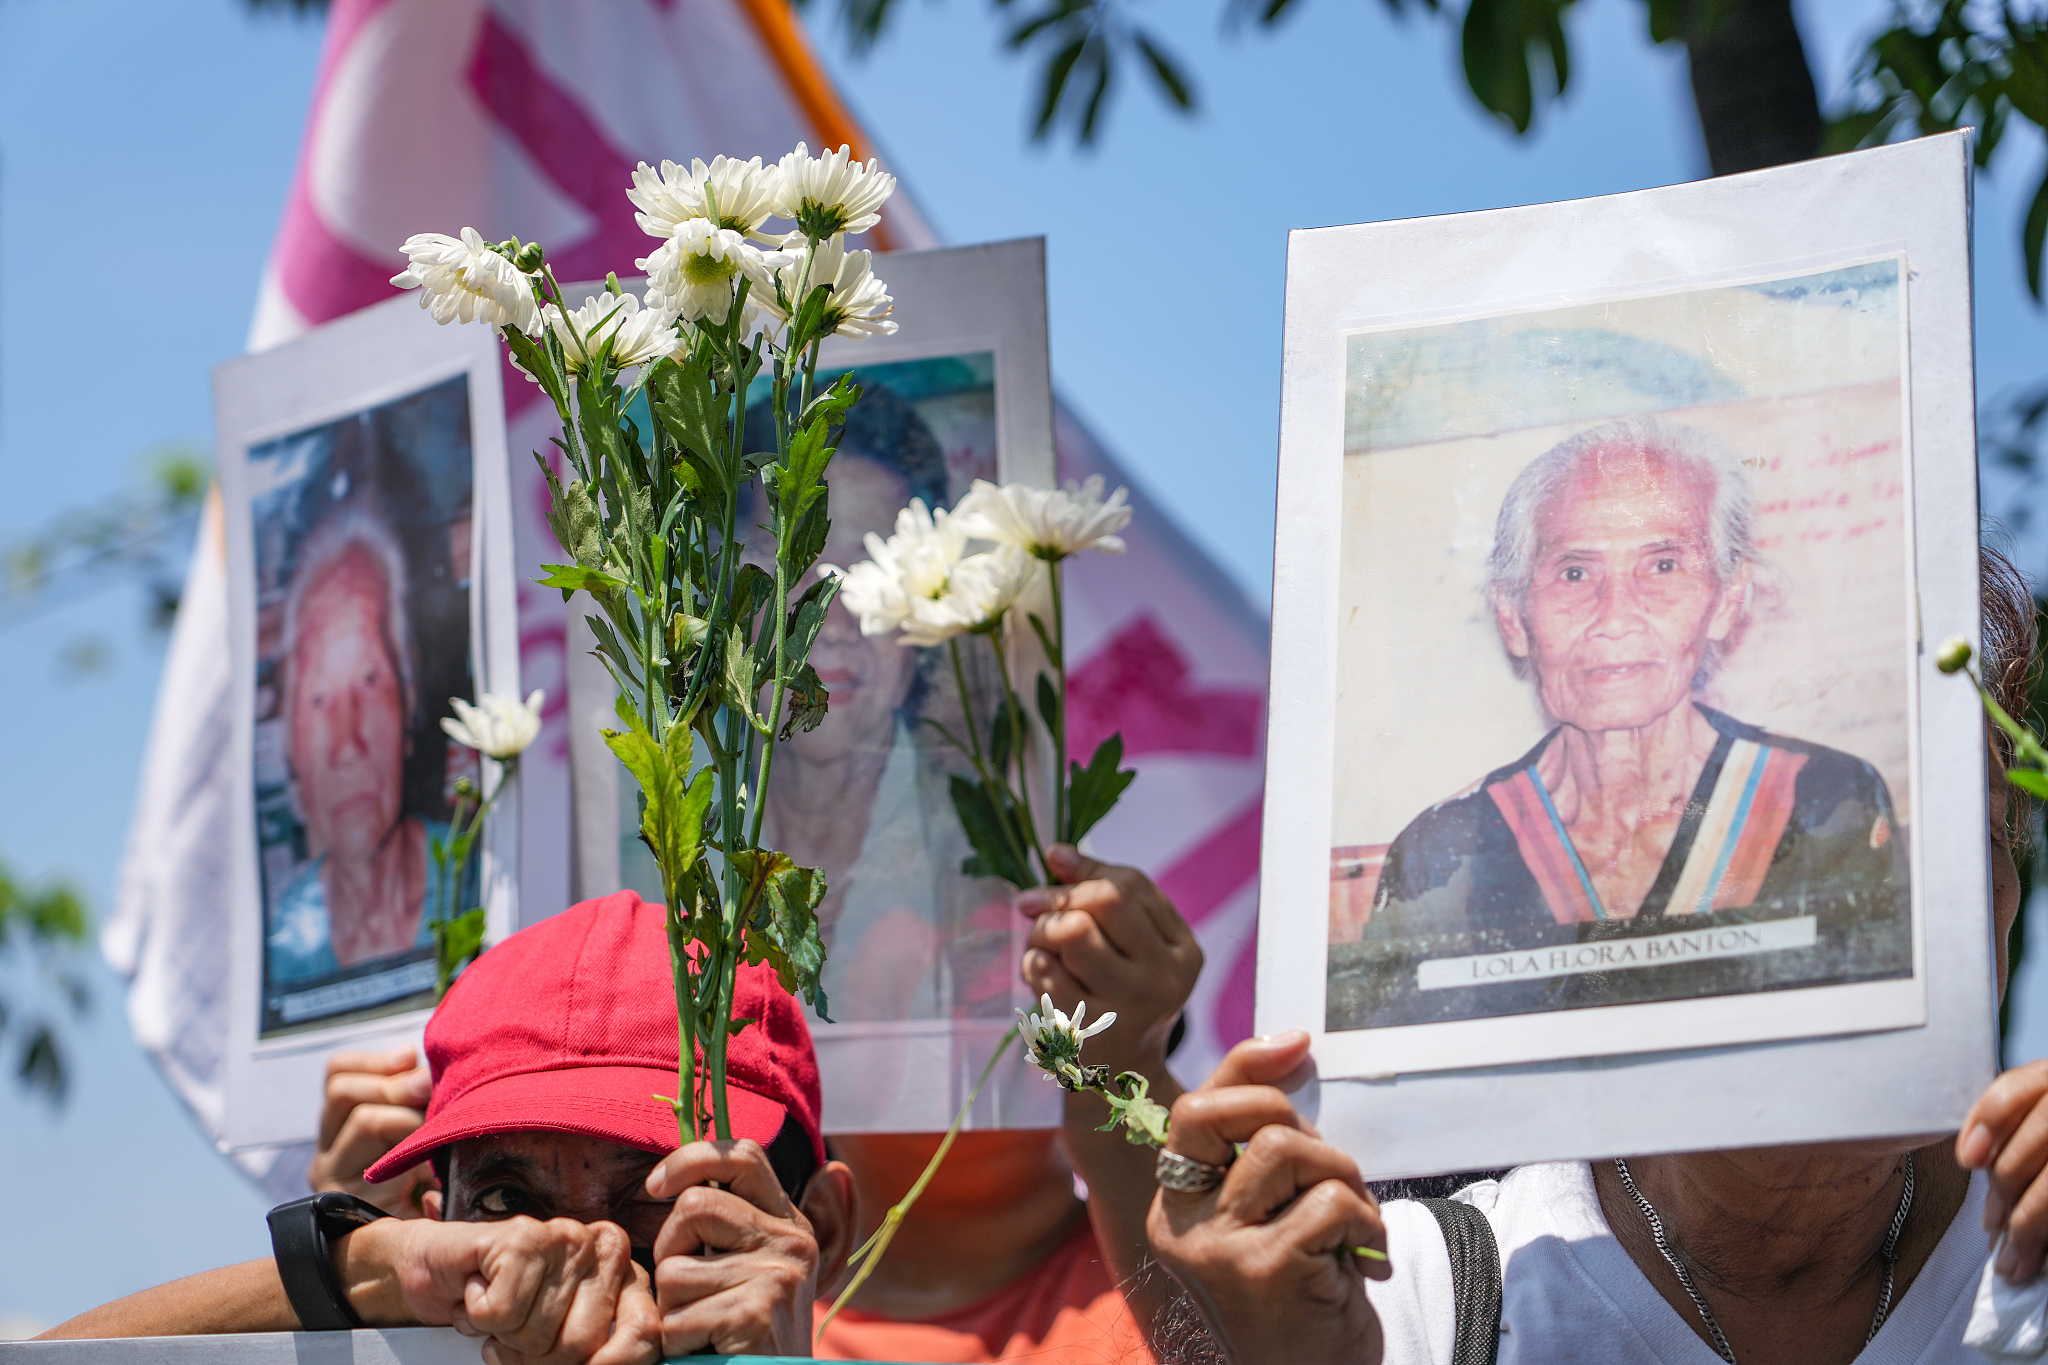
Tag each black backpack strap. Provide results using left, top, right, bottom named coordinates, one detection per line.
left=1417, top=1196, right=1503, bottom=1365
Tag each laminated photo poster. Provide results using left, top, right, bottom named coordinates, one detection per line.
left=1259, top=134, right=1991, bottom=1176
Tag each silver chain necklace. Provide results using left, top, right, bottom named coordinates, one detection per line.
left=1611, top=1154, right=1915, bottom=1365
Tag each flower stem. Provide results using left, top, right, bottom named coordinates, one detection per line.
left=948, top=638, right=1035, bottom=880
left=815, top=1029, right=1019, bottom=1341
left=989, top=632, right=1050, bottom=881
left=1049, top=562, right=1068, bottom=846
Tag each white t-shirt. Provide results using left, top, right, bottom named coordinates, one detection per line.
left=1374, top=1161, right=1993, bottom=1364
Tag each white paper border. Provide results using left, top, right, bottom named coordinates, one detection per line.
left=1259, top=133, right=1990, bottom=1176
left=218, top=296, right=516, bottom=1152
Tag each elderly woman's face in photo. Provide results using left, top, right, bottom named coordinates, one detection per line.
left=793, top=454, right=920, bottom=763
left=1499, top=450, right=1749, bottom=733
left=288, top=546, right=408, bottom=860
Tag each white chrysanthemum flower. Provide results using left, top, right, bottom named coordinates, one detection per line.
left=391, top=228, right=541, bottom=334
left=639, top=219, right=773, bottom=326
left=627, top=155, right=786, bottom=241
left=543, top=290, right=681, bottom=374
left=759, top=235, right=896, bottom=339
left=441, top=690, right=545, bottom=760
left=774, top=142, right=896, bottom=239
left=956, top=476, right=1133, bottom=562
left=832, top=499, right=972, bottom=639
left=900, top=546, right=1033, bottom=647
left=1017, top=992, right=1117, bottom=1079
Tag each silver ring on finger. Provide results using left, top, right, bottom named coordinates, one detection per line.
left=1155, top=1148, right=1232, bottom=1194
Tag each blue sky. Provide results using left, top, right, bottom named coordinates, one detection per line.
left=2, top=0, right=2046, bottom=1333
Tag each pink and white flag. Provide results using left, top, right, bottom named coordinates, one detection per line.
left=108, top=0, right=1267, bottom=1192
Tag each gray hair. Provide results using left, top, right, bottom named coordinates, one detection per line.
left=1483, top=418, right=1763, bottom=684
left=281, top=497, right=416, bottom=727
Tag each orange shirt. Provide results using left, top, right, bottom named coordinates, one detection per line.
left=812, top=1219, right=1154, bottom=1364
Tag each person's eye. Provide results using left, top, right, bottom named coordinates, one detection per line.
left=1561, top=566, right=1586, bottom=583
left=1652, top=557, right=1678, bottom=574
left=474, top=1185, right=533, bottom=1217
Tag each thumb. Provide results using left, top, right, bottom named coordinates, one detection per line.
left=1203, top=1031, right=1313, bottom=1091
left=1045, top=842, right=1108, bottom=886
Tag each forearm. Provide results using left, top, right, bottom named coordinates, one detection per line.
left=38, top=1215, right=423, bottom=1339
left=37, top=1261, right=298, bottom=1339
left=1065, top=1057, right=1187, bottom=1337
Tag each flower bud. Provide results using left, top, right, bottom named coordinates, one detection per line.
left=513, top=241, right=545, bottom=274
left=453, top=776, right=478, bottom=798
left=1936, top=636, right=1973, bottom=674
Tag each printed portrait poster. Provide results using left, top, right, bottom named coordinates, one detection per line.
left=247, top=376, right=481, bottom=1036
left=565, top=240, right=1061, bottom=1132
left=219, top=297, right=516, bottom=1151
left=1328, top=259, right=1916, bottom=1041
left=1260, top=136, right=1992, bottom=1173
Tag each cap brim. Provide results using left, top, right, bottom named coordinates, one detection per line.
left=365, top=1064, right=789, bottom=1184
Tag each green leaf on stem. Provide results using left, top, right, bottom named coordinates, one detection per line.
left=537, top=563, right=631, bottom=600
left=603, top=726, right=714, bottom=908
left=669, top=610, right=711, bottom=656
left=730, top=850, right=832, bottom=1018
left=1094, top=1071, right=1170, bottom=1148
left=1036, top=673, right=1060, bottom=735
left=780, top=663, right=830, bottom=740
left=1067, top=733, right=1137, bottom=845
left=950, top=774, right=1038, bottom=889
left=723, top=622, right=765, bottom=730
left=786, top=493, right=832, bottom=576
left=535, top=457, right=609, bottom=572
left=433, top=908, right=489, bottom=1002
left=648, top=356, right=732, bottom=502
left=2008, top=768, right=2048, bottom=797
left=583, top=614, right=645, bottom=693
left=503, top=326, right=568, bottom=412
left=785, top=574, right=841, bottom=665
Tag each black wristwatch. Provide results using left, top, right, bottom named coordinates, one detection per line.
left=267, top=1192, right=389, bottom=1331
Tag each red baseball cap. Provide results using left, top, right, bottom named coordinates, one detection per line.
left=365, top=890, right=823, bottom=1182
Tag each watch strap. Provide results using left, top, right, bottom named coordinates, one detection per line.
left=267, top=1192, right=387, bottom=1331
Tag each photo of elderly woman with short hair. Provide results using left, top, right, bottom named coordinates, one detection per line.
left=249, top=375, right=479, bottom=1036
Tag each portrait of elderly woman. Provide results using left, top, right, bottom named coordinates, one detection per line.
left=267, top=501, right=445, bottom=978
left=736, top=362, right=1014, bottom=1025
left=1343, top=418, right=1910, bottom=1027
left=252, top=374, right=480, bottom=1033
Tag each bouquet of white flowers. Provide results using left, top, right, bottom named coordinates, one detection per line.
left=836, top=475, right=1138, bottom=887
left=392, top=144, right=899, bottom=1144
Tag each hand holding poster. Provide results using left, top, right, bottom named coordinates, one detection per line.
left=1260, top=132, right=1993, bottom=1177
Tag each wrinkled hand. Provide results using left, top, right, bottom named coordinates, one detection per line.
left=308, top=1046, right=436, bottom=1216
left=1961, top=1060, right=2048, bottom=1281
left=1147, top=1032, right=1388, bottom=1365
left=1019, top=843, right=1203, bottom=1075
left=643, top=1140, right=820, bottom=1357
left=344, top=1215, right=660, bottom=1365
